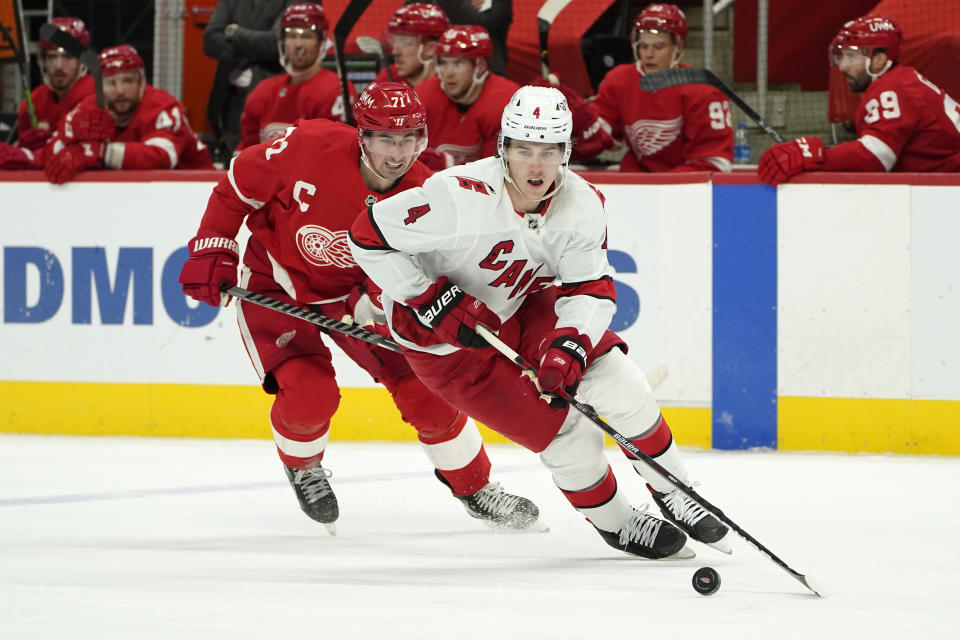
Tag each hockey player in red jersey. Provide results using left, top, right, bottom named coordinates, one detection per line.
left=374, top=3, right=449, bottom=88
left=178, top=81, right=540, bottom=534
left=0, top=17, right=95, bottom=170
left=237, top=3, right=357, bottom=151
left=414, top=25, right=519, bottom=169
left=581, top=3, right=733, bottom=172
left=43, top=44, right=213, bottom=184
left=759, top=15, right=960, bottom=184
left=350, top=85, right=731, bottom=559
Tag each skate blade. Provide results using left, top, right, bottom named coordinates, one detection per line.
left=705, top=534, right=732, bottom=555
left=323, top=522, right=337, bottom=536
left=667, top=543, right=696, bottom=560
left=481, top=518, right=550, bottom=534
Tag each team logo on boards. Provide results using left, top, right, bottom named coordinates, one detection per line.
left=295, top=225, right=357, bottom=268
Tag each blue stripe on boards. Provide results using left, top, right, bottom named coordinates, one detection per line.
left=712, top=184, right=777, bottom=449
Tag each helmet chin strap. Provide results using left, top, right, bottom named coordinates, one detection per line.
left=359, top=139, right=419, bottom=185
left=865, top=56, right=892, bottom=82
left=502, top=158, right=568, bottom=205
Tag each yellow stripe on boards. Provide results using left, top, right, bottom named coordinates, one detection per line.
left=779, top=396, right=960, bottom=455
left=0, top=381, right=712, bottom=449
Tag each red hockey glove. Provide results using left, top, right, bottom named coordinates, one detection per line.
left=342, top=278, right=388, bottom=334
left=61, top=105, right=115, bottom=143
left=178, top=232, right=240, bottom=307
left=417, top=147, right=449, bottom=171
left=0, top=143, right=40, bottom=170
left=536, top=328, right=591, bottom=395
left=18, top=127, right=51, bottom=151
left=44, top=142, right=105, bottom=184
left=758, top=136, right=825, bottom=186
left=407, top=276, right=501, bottom=349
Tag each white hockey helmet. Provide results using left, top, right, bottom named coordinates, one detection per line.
left=498, top=86, right=573, bottom=200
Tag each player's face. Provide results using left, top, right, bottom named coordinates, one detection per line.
left=835, top=47, right=872, bottom=92
left=505, top=141, right=564, bottom=200
left=363, top=130, right=423, bottom=179
left=42, top=50, right=81, bottom=92
left=283, top=27, right=322, bottom=71
left=103, top=71, right=143, bottom=117
left=436, top=55, right=475, bottom=100
left=389, top=34, right=423, bottom=78
left=636, top=31, right=678, bottom=74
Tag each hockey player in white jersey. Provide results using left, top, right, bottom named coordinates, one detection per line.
left=349, top=85, right=730, bottom=559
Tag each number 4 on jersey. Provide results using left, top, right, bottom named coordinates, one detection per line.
left=404, top=203, right=431, bottom=225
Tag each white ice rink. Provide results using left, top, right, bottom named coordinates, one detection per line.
left=2, top=434, right=957, bottom=639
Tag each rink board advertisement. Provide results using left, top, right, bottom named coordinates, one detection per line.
left=2, top=173, right=958, bottom=454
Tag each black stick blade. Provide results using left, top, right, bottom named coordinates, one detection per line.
left=640, top=67, right=713, bottom=92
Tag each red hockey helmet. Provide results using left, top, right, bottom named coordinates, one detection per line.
left=435, top=25, right=493, bottom=59
left=387, top=3, right=449, bottom=39
left=99, top=45, right=145, bottom=76
left=39, top=17, right=91, bottom=53
left=353, top=81, right=427, bottom=132
left=631, top=3, right=688, bottom=44
left=280, top=2, right=328, bottom=38
left=830, top=15, right=902, bottom=65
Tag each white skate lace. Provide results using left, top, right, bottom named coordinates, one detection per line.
left=661, top=484, right=709, bottom=525
left=293, top=467, right=334, bottom=505
left=619, top=505, right=662, bottom=548
left=471, top=482, right=521, bottom=517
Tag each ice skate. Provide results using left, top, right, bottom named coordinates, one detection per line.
left=284, top=464, right=339, bottom=535
left=438, top=472, right=545, bottom=532
left=594, top=506, right=695, bottom=559
left=649, top=484, right=732, bottom=554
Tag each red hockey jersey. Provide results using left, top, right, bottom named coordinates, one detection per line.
left=18, top=74, right=95, bottom=137
left=198, top=118, right=433, bottom=303
left=237, top=69, right=357, bottom=150
left=66, top=84, right=213, bottom=170
left=824, top=64, right=960, bottom=173
left=589, top=62, right=733, bottom=172
left=415, top=73, right=519, bottom=166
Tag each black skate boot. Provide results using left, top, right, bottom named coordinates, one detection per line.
left=284, top=464, right=339, bottom=535
left=436, top=470, right=545, bottom=531
left=649, top=484, right=731, bottom=554
left=594, top=506, right=694, bottom=559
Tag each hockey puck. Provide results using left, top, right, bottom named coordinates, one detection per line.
left=692, top=567, right=721, bottom=596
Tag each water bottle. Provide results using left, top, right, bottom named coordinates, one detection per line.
left=734, top=123, right=751, bottom=165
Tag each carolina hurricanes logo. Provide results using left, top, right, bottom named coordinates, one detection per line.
left=436, top=142, right=483, bottom=165
left=626, top=116, right=683, bottom=156
left=261, top=122, right=293, bottom=144
left=295, top=225, right=357, bottom=268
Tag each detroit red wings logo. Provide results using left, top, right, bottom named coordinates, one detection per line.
left=626, top=116, right=683, bottom=156
left=296, top=225, right=356, bottom=268
left=436, top=142, right=483, bottom=165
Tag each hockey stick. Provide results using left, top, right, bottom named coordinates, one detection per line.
left=356, top=35, right=394, bottom=81
left=537, top=0, right=574, bottom=78
left=0, top=21, right=37, bottom=129
left=222, top=285, right=402, bottom=354
left=640, top=67, right=785, bottom=143
left=475, top=325, right=821, bottom=597
left=332, top=0, right=373, bottom=126
left=38, top=22, right=104, bottom=108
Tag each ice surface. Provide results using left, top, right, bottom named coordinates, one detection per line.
left=1, top=434, right=957, bottom=639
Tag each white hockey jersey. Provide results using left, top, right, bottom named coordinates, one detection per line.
left=349, top=156, right=616, bottom=354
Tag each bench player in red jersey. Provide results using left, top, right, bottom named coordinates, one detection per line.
left=178, top=81, right=540, bottom=534
left=44, top=44, right=213, bottom=183
left=579, top=3, right=733, bottom=172
left=759, top=14, right=960, bottom=184
left=413, top=25, right=519, bottom=169
left=236, top=3, right=357, bottom=151
left=0, top=18, right=95, bottom=170
left=373, top=3, right=449, bottom=88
